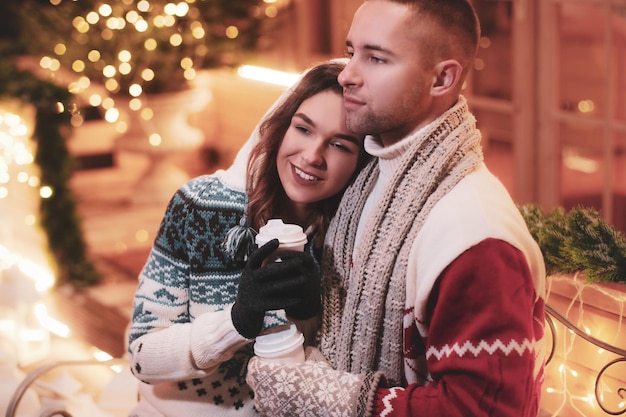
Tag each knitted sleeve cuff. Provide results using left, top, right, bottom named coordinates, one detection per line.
left=356, top=371, right=387, bottom=417
left=190, top=304, right=250, bottom=369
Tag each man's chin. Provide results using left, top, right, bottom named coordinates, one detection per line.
left=347, top=119, right=373, bottom=136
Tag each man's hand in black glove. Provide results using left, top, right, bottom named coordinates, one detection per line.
left=231, top=239, right=321, bottom=339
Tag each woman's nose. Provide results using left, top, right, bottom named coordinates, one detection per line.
left=301, top=141, right=325, bottom=167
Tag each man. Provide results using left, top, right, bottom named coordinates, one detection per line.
left=246, top=1, right=546, bottom=416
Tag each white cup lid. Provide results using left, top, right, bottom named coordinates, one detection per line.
left=255, top=219, right=307, bottom=246
left=254, top=324, right=304, bottom=358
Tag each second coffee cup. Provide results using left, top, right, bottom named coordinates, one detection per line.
left=254, top=324, right=305, bottom=363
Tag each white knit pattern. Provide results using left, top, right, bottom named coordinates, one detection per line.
left=425, top=338, right=536, bottom=360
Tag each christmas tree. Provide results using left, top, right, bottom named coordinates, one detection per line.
left=18, top=0, right=267, bottom=96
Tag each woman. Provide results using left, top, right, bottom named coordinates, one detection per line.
left=127, top=60, right=367, bottom=417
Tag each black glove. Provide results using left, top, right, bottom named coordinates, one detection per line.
left=231, top=239, right=321, bottom=339
left=280, top=250, right=321, bottom=321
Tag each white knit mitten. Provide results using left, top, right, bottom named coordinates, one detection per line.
left=246, top=347, right=384, bottom=417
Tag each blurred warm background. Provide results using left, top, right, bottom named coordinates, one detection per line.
left=0, top=1, right=625, bottom=416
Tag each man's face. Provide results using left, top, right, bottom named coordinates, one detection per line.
left=339, top=1, right=435, bottom=146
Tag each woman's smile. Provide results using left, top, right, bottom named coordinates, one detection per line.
left=292, top=164, right=321, bottom=183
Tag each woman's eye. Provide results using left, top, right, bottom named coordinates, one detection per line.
left=331, top=142, right=351, bottom=152
left=295, top=125, right=311, bottom=135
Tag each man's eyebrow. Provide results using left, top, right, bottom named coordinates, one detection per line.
left=346, top=40, right=388, bottom=54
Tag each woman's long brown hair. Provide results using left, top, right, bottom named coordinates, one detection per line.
left=246, top=60, right=368, bottom=248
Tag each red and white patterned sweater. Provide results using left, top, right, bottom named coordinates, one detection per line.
left=365, top=164, right=546, bottom=417
left=373, top=239, right=545, bottom=416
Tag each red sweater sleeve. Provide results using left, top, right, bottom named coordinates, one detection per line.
left=372, top=238, right=545, bottom=417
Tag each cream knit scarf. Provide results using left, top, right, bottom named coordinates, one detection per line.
left=319, top=96, right=483, bottom=385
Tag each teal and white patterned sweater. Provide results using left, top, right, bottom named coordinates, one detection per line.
left=127, top=168, right=309, bottom=417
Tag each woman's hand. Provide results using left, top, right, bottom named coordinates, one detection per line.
left=231, top=239, right=321, bottom=338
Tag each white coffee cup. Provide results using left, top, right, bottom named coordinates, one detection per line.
left=255, top=219, right=308, bottom=262
left=254, top=324, right=305, bottom=363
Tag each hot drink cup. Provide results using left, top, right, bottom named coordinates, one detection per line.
left=255, top=219, right=308, bottom=264
left=254, top=324, right=305, bottom=363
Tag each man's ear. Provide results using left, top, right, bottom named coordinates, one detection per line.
left=430, top=60, right=463, bottom=96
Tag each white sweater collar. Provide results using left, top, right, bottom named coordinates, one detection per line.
left=363, top=123, right=429, bottom=178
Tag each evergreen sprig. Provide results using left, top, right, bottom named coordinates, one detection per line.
left=519, top=203, right=626, bottom=284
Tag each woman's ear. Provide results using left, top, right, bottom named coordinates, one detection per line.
left=430, top=60, right=463, bottom=96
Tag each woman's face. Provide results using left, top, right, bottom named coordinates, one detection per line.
left=277, top=90, right=363, bottom=209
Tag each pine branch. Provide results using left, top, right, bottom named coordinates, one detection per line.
left=519, top=203, right=626, bottom=284
left=566, top=207, right=626, bottom=282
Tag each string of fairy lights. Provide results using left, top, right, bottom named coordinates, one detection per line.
left=0, top=108, right=55, bottom=294
left=543, top=274, right=626, bottom=416
left=38, top=0, right=285, bottom=133
left=0, top=107, right=63, bottom=367
left=40, top=1, right=202, bottom=127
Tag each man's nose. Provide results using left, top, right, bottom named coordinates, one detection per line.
left=338, top=61, right=358, bottom=88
